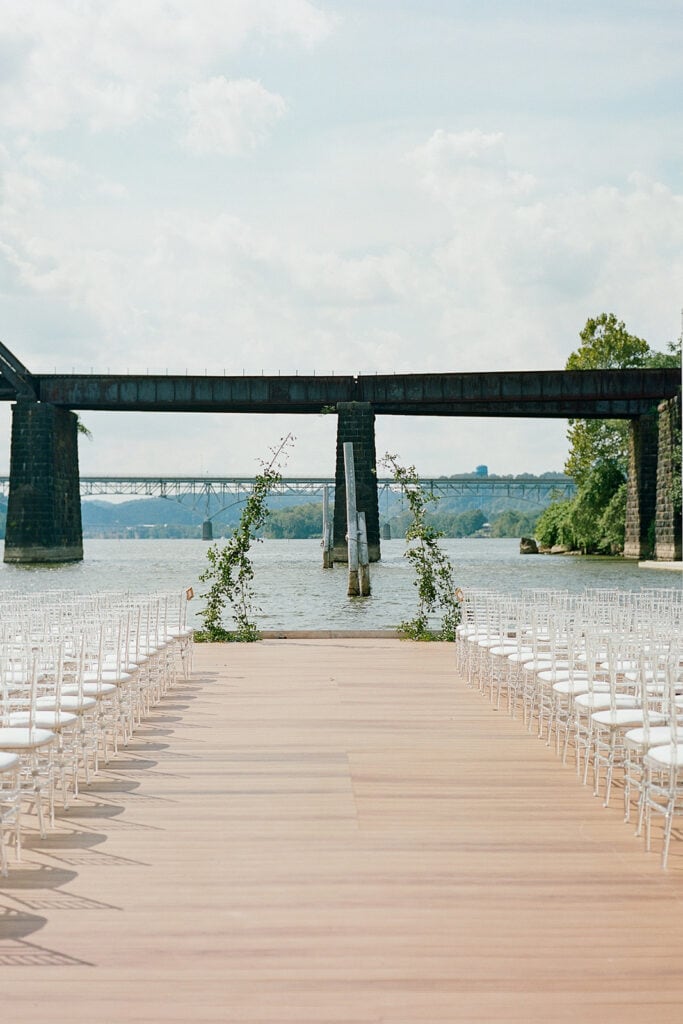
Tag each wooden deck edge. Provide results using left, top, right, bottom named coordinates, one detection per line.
left=258, top=629, right=402, bottom=639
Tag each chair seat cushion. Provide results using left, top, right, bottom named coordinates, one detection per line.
left=0, top=726, right=56, bottom=749
left=552, top=679, right=591, bottom=696
left=82, top=670, right=131, bottom=684
left=624, top=726, right=676, bottom=749
left=62, top=682, right=118, bottom=697
left=646, top=743, right=683, bottom=768
left=36, top=694, right=98, bottom=712
left=592, top=709, right=666, bottom=728
left=9, top=711, right=78, bottom=730
left=0, top=751, right=20, bottom=771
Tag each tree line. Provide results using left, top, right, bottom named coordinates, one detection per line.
left=261, top=504, right=538, bottom=540
left=535, top=313, right=681, bottom=556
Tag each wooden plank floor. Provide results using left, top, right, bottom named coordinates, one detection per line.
left=2, top=639, right=683, bottom=1022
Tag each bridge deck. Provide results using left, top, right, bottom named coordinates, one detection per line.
left=2, top=638, right=683, bottom=1022
left=16, top=367, right=680, bottom=417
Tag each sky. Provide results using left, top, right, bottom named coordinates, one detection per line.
left=0, top=0, right=681, bottom=479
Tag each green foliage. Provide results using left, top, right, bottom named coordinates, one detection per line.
left=598, top=482, right=627, bottom=554
left=566, top=313, right=650, bottom=371
left=446, top=508, right=486, bottom=536
left=569, top=462, right=626, bottom=553
left=565, top=419, right=629, bottom=486
left=263, top=502, right=323, bottom=538
left=536, top=470, right=629, bottom=556
left=387, top=506, right=539, bottom=539
left=76, top=415, right=92, bottom=439
left=383, top=453, right=461, bottom=641
left=534, top=500, right=576, bottom=549
left=644, top=336, right=682, bottom=369
left=196, top=434, right=294, bottom=642
left=488, top=509, right=539, bottom=538
left=565, top=313, right=649, bottom=486
left=538, top=311, right=679, bottom=556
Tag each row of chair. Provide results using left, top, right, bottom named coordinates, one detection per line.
left=456, top=587, right=683, bottom=868
left=0, top=589, right=193, bottom=875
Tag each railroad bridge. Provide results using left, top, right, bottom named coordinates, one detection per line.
left=0, top=341, right=679, bottom=563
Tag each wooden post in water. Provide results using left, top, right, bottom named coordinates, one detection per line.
left=343, top=442, right=360, bottom=596
left=358, top=510, right=371, bottom=596
left=322, top=485, right=334, bottom=568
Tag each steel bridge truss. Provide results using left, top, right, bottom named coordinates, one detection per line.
left=0, top=474, right=575, bottom=506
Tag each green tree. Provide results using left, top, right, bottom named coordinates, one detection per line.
left=489, top=509, right=539, bottom=538
left=564, top=314, right=680, bottom=488
left=263, top=502, right=323, bottom=538
left=564, top=314, right=648, bottom=485
left=453, top=509, right=487, bottom=536
left=538, top=313, right=681, bottom=556
left=534, top=500, right=576, bottom=549
left=644, top=336, right=682, bottom=369
left=569, top=461, right=626, bottom=553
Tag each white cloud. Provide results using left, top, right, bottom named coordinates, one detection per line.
left=94, top=180, right=130, bottom=201
left=0, top=0, right=332, bottom=133
left=0, top=4, right=680, bottom=478
left=1, top=131, right=681, bottom=385
left=408, top=129, right=537, bottom=209
left=404, top=130, right=683, bottom=370
left=182, top=78, right=287, bottom=156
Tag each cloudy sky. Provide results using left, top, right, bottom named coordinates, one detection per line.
left=0, top=0, right=681, bottom=478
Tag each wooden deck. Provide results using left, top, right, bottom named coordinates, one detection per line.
left=2, top=638, right=683, bottom=1022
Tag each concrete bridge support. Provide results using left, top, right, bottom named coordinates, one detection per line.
left=654, top=396, right=682, bottom=561
left=4, top=400, right=83, bottom=563
left=332, top=402, right=381, bottom=563
left=624, top=412, right=659, bottom=560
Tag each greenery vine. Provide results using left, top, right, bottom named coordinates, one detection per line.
left=195, top=433, right=294, bottom=642
left=382, top=453, right=461, bottom=641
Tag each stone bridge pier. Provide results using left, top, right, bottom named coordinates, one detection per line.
left=332, top=401, right=381, bottom=563
left=4, top=399, right=83, bottom=563
left=624, top=397, right=682, bottom=560
left=654, top=396, right=682, bottom=561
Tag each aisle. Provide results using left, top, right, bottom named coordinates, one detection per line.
left=1, top=639, right=682, bottom=1023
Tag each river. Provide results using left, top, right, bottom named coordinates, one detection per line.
left=0, top=538, right=679, bottom=631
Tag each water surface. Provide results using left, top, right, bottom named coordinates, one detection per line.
left=0, top=538, right=678, bottom=630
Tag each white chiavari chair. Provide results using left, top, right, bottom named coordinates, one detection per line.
left=642, top=648, right=683, bottom=868
left=0, top=751, right=21, bottom=876
left=0, top=647, right=57, bottom=837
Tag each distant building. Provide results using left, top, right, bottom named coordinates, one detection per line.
left=474, top=465, right=488, bottom=477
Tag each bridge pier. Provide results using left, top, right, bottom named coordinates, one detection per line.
left=654, top=396, right=682, bottom=561
left=4, top=399, right=83, bottom=563
left=624, top=412, right=659, bottom=560
left=333, top=402, right=380, bottom=563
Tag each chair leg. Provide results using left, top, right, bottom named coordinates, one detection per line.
left=661, top=802, right=674, bottom=869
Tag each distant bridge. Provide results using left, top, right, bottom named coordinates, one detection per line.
left=0, top=474, right=575, bottom=504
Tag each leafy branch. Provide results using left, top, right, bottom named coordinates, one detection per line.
left=196, top=433, right=295, bottom=642
left=382, top=453, right=461, bottom=641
